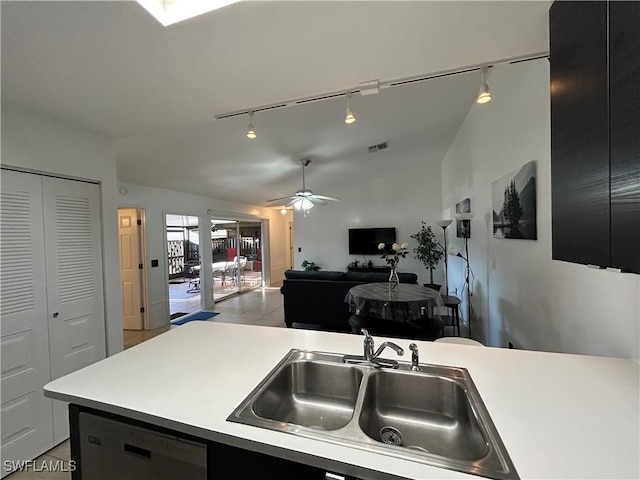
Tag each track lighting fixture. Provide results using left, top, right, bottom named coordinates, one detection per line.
left=477, top=67, right=492, bottom=104
left=246, top=111, right=257, bottom=139
left=215, top=55, right=550, bottom=142
left=344, top=92, right=356, bottom=124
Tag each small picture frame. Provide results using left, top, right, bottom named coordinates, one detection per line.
left=456, top=198, right=471, bottom=238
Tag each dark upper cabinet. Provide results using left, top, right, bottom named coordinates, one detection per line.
left=609, top=2, right=640, bottom=272
left=550, top=1, right=640, bottom=274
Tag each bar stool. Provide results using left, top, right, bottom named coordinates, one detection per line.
left=441, top=295, right=461, bottom=336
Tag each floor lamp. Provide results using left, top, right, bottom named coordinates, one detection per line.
left=452, top=212, right=474, bottom=337
left=436, top=220, right=453, bottom=295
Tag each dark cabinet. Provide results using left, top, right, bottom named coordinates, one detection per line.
left=550, top=1, right=640, bottom=273
left=609, top=2, right=640, bottom=272
left=69, top=405, right=362, bottom=480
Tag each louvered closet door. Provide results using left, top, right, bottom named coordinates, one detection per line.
left=0, top=170, right=54, bottom=471
left=42, top=177, right=105, bottom=442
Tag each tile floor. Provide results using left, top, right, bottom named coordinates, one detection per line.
left=6, top=287, right=284, bottom=479
left=4, top=441, right=71, bottom=480
left=168, top=270, right=264, bottom=316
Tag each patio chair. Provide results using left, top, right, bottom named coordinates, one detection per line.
left=213, top=262, right=227, bottom=286
left=185, top=263, right=201, bottom=293
left=233, top=256, right=247, bottom=282
left=219, top=261, right=236, bottom=287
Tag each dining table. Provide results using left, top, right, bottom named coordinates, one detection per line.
left=344, top=283, right=444, bottom=322
left=191, top=261, right=229, bottom=274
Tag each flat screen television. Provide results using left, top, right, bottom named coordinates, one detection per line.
left=348, top=227, right=396, bottom=255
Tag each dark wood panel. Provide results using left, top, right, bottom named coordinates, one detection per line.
left=550, top=1, right=610, bottom=266
left=609, top=1, right=640, bottom=273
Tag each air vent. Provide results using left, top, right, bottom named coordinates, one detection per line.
left=368, top=142, right=388, bottom=153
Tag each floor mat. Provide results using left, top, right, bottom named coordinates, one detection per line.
left=170, top=312, right=188, bottom=320
left=170, top=311, right=220, bottom=325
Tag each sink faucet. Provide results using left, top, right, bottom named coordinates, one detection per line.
left=362, top=328, right=375, bottom=361
left=343, top=329, right=404, bottom=368
left=409, top=343, right=420, bottom=371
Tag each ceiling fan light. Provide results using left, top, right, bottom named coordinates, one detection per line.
left=291, top=198, right=314, bottom=211
left=300, top=198, right=314, bottom=211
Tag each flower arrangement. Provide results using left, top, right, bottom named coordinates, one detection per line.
left=378, top=242, right=409, bottom=269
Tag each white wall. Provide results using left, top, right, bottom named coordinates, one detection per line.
left=116, top=182, right=287, bottom=328
left=1, top=104, right=123, bottom=356
left=441, top=59, right=640, bottom=359
left=293, top=143, right=445, bottom=285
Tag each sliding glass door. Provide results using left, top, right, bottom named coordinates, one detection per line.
left=211, top=218, right=263, bottom=302
left=212, top=219, right=240, bottom=301
left=237, top=220, right=263, bottom=290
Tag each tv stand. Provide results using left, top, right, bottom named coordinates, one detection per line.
left=347, top=265, right=391, bottom=273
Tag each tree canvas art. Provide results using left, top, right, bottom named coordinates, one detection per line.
left=456, top=198, right=471, bottom=238
left=492, top=161, right=537, bottom=239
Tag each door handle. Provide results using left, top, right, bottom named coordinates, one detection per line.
left=52, top=312, right=59, bottom=318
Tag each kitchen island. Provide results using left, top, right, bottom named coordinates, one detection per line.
left=44, top=322, right=639, bottom=479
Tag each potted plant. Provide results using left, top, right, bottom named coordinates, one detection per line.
left=301, top=260, right=320, bottom=271
left=410, top=222, right=444, bottom=291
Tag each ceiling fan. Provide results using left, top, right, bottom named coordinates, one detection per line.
left=266, top=159, right=340, bottom=213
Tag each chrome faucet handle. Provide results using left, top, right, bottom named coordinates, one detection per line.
left=361, top=328, right=375, bottom=360
left=409, top=343, right=420, bottom=371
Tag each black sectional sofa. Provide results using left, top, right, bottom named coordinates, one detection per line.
left=280, top=269, right=420, bottom=332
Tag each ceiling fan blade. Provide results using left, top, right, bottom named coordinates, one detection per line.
left=308, top=196, right=328, bottom=206
left=311, top=195, right=340, bottom=202
left=265, top=195, right=295, bottom=204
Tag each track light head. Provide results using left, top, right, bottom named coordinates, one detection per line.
left=345, top=110, right=356, bottom=124
left=477, top=83, right=491, bottom=104
left=246, top=111, right=257, bottom=139
left=344, top=92, right=356, bottom=124
left=477, top=67, right=492, bottom=104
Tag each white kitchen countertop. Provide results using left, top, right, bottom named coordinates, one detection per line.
left=44, top=322, right=639, bottom=479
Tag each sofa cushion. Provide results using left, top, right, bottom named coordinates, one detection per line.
left=343, top=271, right=418, bottom=284
left=284, top=270, right=346, bottom=280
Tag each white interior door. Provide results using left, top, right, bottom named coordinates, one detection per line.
left=0, top=170, right=54, bottom=474
left=118, top=208, right=143, bottom=330
left=42, top=176, right=106, bottom=441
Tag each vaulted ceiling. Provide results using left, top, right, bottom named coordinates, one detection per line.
left=1, top=1, right=551, bottom=206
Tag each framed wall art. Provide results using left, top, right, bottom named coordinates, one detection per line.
left=456, top=198, right=471, bottom=238
left=492, top=160, right=537, bottom=240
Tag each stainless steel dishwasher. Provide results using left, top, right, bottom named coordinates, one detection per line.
left=78, top=412, right=207, bottom=480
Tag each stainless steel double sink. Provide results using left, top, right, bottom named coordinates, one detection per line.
left=227, top=349, right=518, bottom=480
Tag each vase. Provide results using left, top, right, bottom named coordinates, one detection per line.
left=388, top=266, right=400, bottom=293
